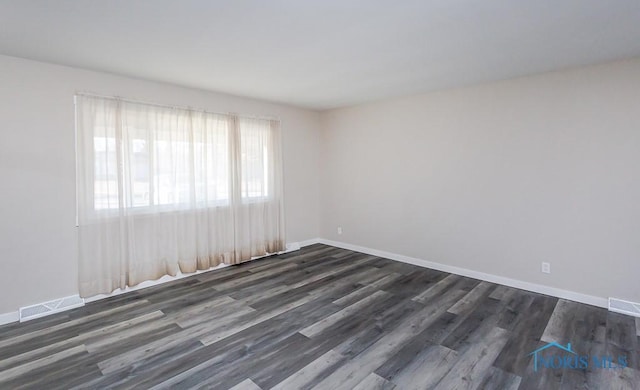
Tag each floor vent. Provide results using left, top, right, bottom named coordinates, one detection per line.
left=608, top=297, right=640, bottom=318
left=19, top=295, right=85, bottom=322
left=285, top=242, right=301, bottom=253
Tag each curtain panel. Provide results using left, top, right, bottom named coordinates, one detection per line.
left=75, top=95, right=285, bottom=297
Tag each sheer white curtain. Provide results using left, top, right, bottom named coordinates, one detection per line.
left=76, top=95, right=285, bottom=297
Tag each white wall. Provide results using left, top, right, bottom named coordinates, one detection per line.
left=320, top=59, right=640, bottom=304
left=3, top=53, right=640, bottom=317
left=0, top=55, right=321, bottom=314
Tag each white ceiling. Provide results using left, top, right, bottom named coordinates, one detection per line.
left=1, top=1, right=640, bottom=110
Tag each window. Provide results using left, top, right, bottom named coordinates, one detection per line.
left=240, top=118, right=271, bottom=199
left=75, top=94, right=285, bottom=298
left=79, top=97, right=277, bottom=213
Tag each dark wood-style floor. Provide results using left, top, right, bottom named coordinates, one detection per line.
left=0, top=244, right=638, bottom=389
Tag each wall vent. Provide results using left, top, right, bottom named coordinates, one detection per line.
left=608, top=297, right=640, bottom=318
left=19, top=295, right=85, bottom=322
left=285, top=242, right=301, bottom=253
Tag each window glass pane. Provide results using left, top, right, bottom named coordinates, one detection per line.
left=130, top=137, right=150, bottom=207
left=194, top=121, right=230, bottom=203
left=93, top=135, right=118, bottom=210
left=81, top=95, right=280, bottom=214
left=240, top=119, right=270, bottom=199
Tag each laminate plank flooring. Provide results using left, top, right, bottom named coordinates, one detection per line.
left=0, top=244, right=638, bottom=389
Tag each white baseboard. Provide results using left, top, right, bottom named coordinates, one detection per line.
left=0, top=310, right=19, bottom=326
left=318, top=238, right=609, bottom=309
left=300, top=238, right=322, bottom=247
left=0, top=236, right=609, bottom=325
left=2, top=239, right=317, bottom=324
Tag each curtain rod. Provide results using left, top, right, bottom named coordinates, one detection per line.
left=74, top=91, right=281, bottom=122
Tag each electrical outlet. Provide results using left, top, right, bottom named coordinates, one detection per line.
left=337, top=226, right=343, bottom=235
left=541, top=262, right=551, bottom=274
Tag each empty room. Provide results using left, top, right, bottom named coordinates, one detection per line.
left=1, top=1, right=639, bottom=389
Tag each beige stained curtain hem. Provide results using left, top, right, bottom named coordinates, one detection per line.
left=75, top=95, right=285, bottom=298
